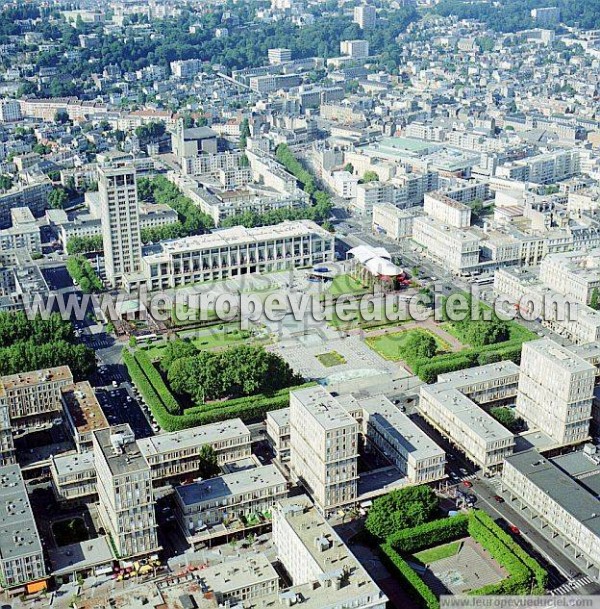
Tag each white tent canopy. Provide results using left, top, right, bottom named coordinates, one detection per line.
left=347, top=245, right=403, bottom=277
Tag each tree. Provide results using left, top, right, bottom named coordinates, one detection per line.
left=343, top=163, right=354, bottom=174
left=0, top=175, right=13, bottom=191
left=590, top=288, right=599, bottom=310
left=198, top=445, right=219, bottom=479
left=366, top=486, right=439, bottom=539
left=403, top=332, right=437, bottom=360
left=48, top=187, right=69, bottom=209
left=239, top=118, right=250, bottom=149
left=490, top=407, right=521, bottom=432
left=159, top=339, right=199, bottom=373
left=360, top=170, right=379, bottom=183
left=54, top=109, right=69, bottom=124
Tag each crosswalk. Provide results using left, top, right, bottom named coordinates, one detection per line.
left=551, top=575, right=596, bottom=595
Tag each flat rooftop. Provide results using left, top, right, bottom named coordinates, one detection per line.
left=505, top=450, right=600, bottom=537
left=92, top=425, right=148, bottom=476
left=0, top=365, right=72, bottom=394
left=62, top=381, right=108, bottom=436
left=201, top=553, right=278, bottom=596
left=437, top=361, right=521, bottom=388
left=276, top=496, right=386, bottom=606
left=138, top=419, right=250, bottom=458
left=523, top=339, right=596, bottom=375
left=51, top=451, right=96, bottom=478
left=421, top=384, right=515, bottom=443
left=290, top=386, right=357, bottom=431
left=360, top=395, right=445, bottom=462
left=0, top=464, right=44, bottom=562
left=176, top=464, right=286, bottom=507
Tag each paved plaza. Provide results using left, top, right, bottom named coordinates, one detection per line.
left=421, top=538, right=506, bottom=595
left=267, top=331, right=410, bottom=391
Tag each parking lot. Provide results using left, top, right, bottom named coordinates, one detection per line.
left=95, top=386, right=153, bottom=439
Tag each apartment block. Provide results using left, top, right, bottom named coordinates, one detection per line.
left=132, top=220, right=334, bottom=292
left=99, top=164, right=142, bottom=288
left=424, top=192, right=472, bottom=228
left=539, top=250, right=600, bottom=305
left=353, top=5, right=376, bottom=29
left=50, top=451, right=97, bottom=504
left=0, top=366, right=73, bottom=430
left=372, top=203, right=420, bottom=240
left=0, top=207, right=41, bottom=263
left=0, top=99, right=22, bottom=122
left=137, top=419, right=251, bottom=484
left=174, top=464, right=287, bottom=535
left=93, top=425, right=159, bottom=559
left=360, top=395, right=446, bottom=484
left=266, top=408, right=291, bottom=461
left=502, top=449, right=600, bottom=575
left=289, top=386, right=359, bottom=515
left=516, top=340, right=595, bottom=446
left=272, top=496, right=387, bottom=609
left=61, top=381, right=109, bottom=452
left=249, top=73, right=301, bottom=94
left=0, top=465, right=46, bottom=591
left=268, top=48, right=292, bottom=65
left=193, top=554, right=279, bottom=605
left=419, top=374, right=515, bottom=472
left=0, top=177, right=52, bottom=228
left=340, top=40, right=369, bottom=59
left=412, top=216, right=481, bottom=273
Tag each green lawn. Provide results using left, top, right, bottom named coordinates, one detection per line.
left=366, top=329, right=450, bottom=361
left=328, top=302, right=409, bottom=330
left=413, top=541, right=461, bottom=565
left=328, top=274, right=370, bottom=296
left=143, top=324, right=266, bottom=361
left=316, top=351, right=346, bottom=367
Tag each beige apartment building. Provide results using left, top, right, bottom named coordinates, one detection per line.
left=93, top=425, right=159, bottom=559
left=0, top=366, right=73, bottom=429
left=174, top=464, right=287, bottom=535
left=289, top=386, right=359, bottom=515
left=61, top=381, right=109, bottom=452
left=516, top=340, right=595, bottom=446
left=423, top=191, right=472, bottom=228
left=272, top=496, right=387, bottom=609
left=502, top=450, right=600, bottom=576
left=137, top=419, right=252, bottom=484
left=0, top=465, right=46, bottom=591
left=419, top=364, right=517, bottom=472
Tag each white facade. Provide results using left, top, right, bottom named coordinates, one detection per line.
left=340, top=40, right=369, bottom=59
left=361, top=395, right=446, bottom=483
left=419, top=375, right=515, bottom=471
left=412, top=216, right=480, bottom=273
left=289, top=387, right=358, bottom=515
left=516, top=340, right=595, bottom=446
left=99, top=164, right=142, bottom=288
left=135, top=220, right=334, bottom=292
left=502, top=450, right=600, bottom=575
left=93, top=425, right=159, bottom=559
left=0, top=99, right=21, bottom=122
left=372, top=203, right=417, bottom=240
left=353, top=5, right=376, bottom=29
left=424, top=192, right=472, bottom=228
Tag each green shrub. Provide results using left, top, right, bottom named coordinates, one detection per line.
left=389, top=515, right=469, bottom=554
left=380, top=543, right=439, bottom=609
left=134, top=350, right=180, bottom=415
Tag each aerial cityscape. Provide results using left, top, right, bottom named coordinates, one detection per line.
left=0, top=0, right=599, bottom=608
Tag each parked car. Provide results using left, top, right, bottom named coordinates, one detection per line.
left=508, top=524, right=520, bottom=535
left=462, top=480, right=473, bottom=488
left=493, top=495, right=504, bottom=503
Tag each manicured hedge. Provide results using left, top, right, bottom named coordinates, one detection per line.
left=379, top=510, right=548, bottom=601
left=388, top=515, right=469, bottom=554
left=470, top=511, right=547, bottom=594
left=380, top=542, right=439, bottom=609
left=124, top=349, right=312, bottom=431
left=134, top=350, right=181, bottom=415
